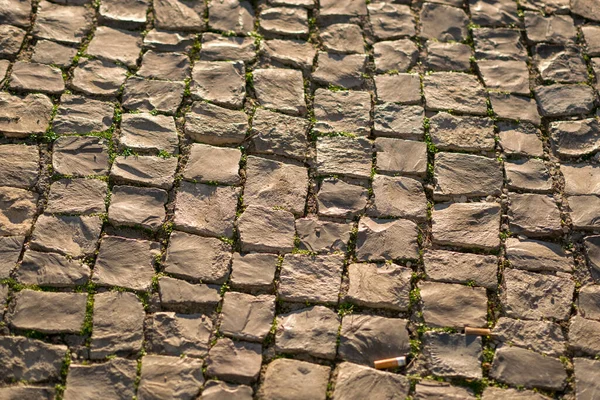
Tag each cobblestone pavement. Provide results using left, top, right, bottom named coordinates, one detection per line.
left=1, top=0, right=600, bottom=398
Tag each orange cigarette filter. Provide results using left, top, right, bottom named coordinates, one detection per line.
left=374, top=356, right=407, bottom=370
left=464, top=326, right=492, bottom=336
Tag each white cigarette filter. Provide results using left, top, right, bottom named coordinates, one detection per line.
left=373, top=356, right=407, bottom=370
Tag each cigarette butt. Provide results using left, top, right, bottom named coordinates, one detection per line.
left=464, top=327, right=492, bottom=336
left=374, top=356, right=407, bottom=370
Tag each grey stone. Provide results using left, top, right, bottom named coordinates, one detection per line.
left=470, top=0, right=519, bottom=27
left=145, top=312, right=212, bottom=358
left=30, top=214, right=102, bottom=258
left=46, top=178, right=106, bottom=215
left=0, top=386, right=55, bottom=399
left=585, top=235, right=600, bottom=278
left=490, top=346, right=567, bottom=391
left=275, top=305, right=339, bottom=360
left=313, top=52, right=366, bottom=89
left=0, top=236, right=25, bottom=278
left=562, top=164, right=600, bottom=195
left=424, top=250, right=498, bottom=289
left=137, top=355, right=203, bottom=400
left=368, top=2, right=415, bottom=40
left=420, top=3, right=468, bottom=42
left=185, top=101, right=248, bottom=145
left=423, top=332, right=483, bottom=379
left=99, top=0, right=148, bottom=29
left=423, top=73, right=488, bottom=115
left=208, top=0, right=254, bottom=35
left=122, top=76, right=185, bottom=115
left=191, top=61, right=245, bottom=109
left=108, top=185, right=167, bottom=231
left=200, top=32, right=256, bottom=62
left=200, top=381, right=253, bottom=400
left=574, top=357, right=600, bottom=400
left=508, top=193, right=562, bottom=238
left=111, top=156, right=177, bottom=190
left=138, top=50, right=190, bottom=81
left=16, top=250, right=90, bottom=287
left=498, top=122, right=543, bottom=157
left=550, top=118, right=600, bottom=157
left=506, top=159, right=552, bottom=193
left=374, top=74, right=421, bottom=104
left=0, top=92, right=53, bottom=138
left=313, top=89, right=371, bottom=136
left=321, top=23, right=364, bottom=54
left=477, top=60, right=530, bottom=95
left=33, top=1, right=93, bottom=44
left=578, top=285, right=600, bottom=321
left=430, top=113, right=495, bottom=152
left=320, top=0, right=367, bottom=16
left=506, top=238, right=573, bottom=273
left=355, top=217, right=419, bottom=261
left=374, top=138, right=427, bottom=177
left=493, top=317, right=566, bottom=357
left=415, top=381, right=476, bottom=399
left=71, top=58, right=128, bottom=96
left=270, top=0, right=313, bottom=6
left=0, top=144, right=39, bottom=189
left=367, top=175, right=427, bottom=220
left=92, top=235, right=160, bottom=291
left=583, top=25, right=600, bottom=57
left=317, top=179, right=368, bottom=218
left=333, top=362, right=410, bottom=400
left=260, top=39, right=316, bottom=70
left=426, top=41, right=472, bottom=72
left=420, top=281, right=488, bottom=329
left=183, top=144, right=241, bottom=185
left=278, top=254, right=343, bottom=304
left=64, top=358, right=137, bottom=400
left=568, top=195, right=600, bottom=230
left=346, top=262, right=411, bottom=311
left=259, top=7, right=308, bottom=37
left=502, top=268, right=575, bottom=321
left=434, top=153, right=503, bottom=200
left=524, top=12, right=576, bottom=44
left=120, top=113, right=179, bottom=155
left=158, top=276, right=220, bottom=312
left=220, top=292, right=275, bottom=341
left=571, top=0, right=600, bottom=22
left=144, top=28, right=195, bottom=52
left=250, top=108, right=309, bottom=161
left=534, top=44, right=588, bottom=83
left=432, top=202, right=501, bottom=250
left=482, top=386, right=551, bottom=400
left=0, top=0, right=31, bottom=28
left=9, top=61, right=64, bottom=94
left=174, top=182, right=239, bottom=238
left=569, top=315, right=600, bottom=356
left=520, top=0, right=569, bottom=14
left=488, top=93, right=541, bottom=125
left=535, top=84, right=596, bottom=117
left=153, top=0, right=205, bottom=31
left=53, top=136, right=109, bottom=176
left=206, top=338, right=262, bottom=384
left=53, top=94, right=113, bottom=135
left=295, top=218, right=351, bottom=253
left=338, top=314, right=410, bottom=366
left=0, top=188, right=38, bottom=236
left=373, top=39, right=418, bottom=73
left=373, top=104, right=424, bottom=140
left=87, top=26, right=142, bottom=68
left=316, top=136, right=372, bottom=179
left=237, top=205, right=295, bottom=253
left=0, top=59, right=9, bottom=83
left=261, top=359, right=330, bottom=400
left=9, top=290, right=87, bottom=333
left=230, top=253, right=277, bottom=291
left=90, top=292, right=145, bottom=359
left=473, top=28, right=527, bottom=61
left=0, top=336, right=67, bottom=383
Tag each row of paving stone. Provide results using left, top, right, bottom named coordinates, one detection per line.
left=1, top=0, right=600, bottom=398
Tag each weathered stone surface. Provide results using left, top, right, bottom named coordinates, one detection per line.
left=583, top=25, right=600, bottom=57
left=375, top=138, right=427, bottom=177
left=429, top=113, right=495, bottom=152
left=490, top=346, right=567, bottom=391
left=237, top=205, right=295, bottom=253
left=0, top=336, right=67, bottom=383
left=374, top=74, right=420, bottom=104
left=220, top=292, right=275, bottom=342
left=0, top=144, right=39, bottom=189
left=424, top=250, right=498, bottom=289
left=0, top=0, right=31, bottom=28
left=550, top=118, right=600, bottom=157
left=493, top=317, right=566, bottom=357
left=368, top=2, right=414, bottom=40
left=473, top=28, right=527, bottom=61
left=9, top=290, right=87, bottom=333
left=374, top=104, right=423, bottom=140
left=317, top=179, right=368, bottom=218
left=33, top=1, right=92, bottom=44
left=434, top=153, right=503, bottom=199
left=53, top=94, right=113, bottom=135
left=30, top=214, right=102, bottom=258
left=534, top=44, right=588, bottom=83
left=53, top=136, right=109, bottom=176
left=174, top=182, right=239, bottom=238
left=420, top=3, right=468, bottom=42
left=502, top=268, right=574, bottom=321
left=244, top=156, right=308, bottom=216
left=111, top=156, right=177, bottom=190
left=16, top=250, right=90, bottom=287
left=87, top=26, right=141, bottom=68
left=253, top=68, right=306, bottom=115
left=585, top=235, right=600, bottom=278
left=120, top=113, right=179, bottom=155
left=346, top=262, right=411, bottom=311
left=0, top=188, right=38, bottom=236
left=432, top=202, right=501, bottom=250
left=9, top=61, right=64, bottom=94
left=185, top=102, right=248, bottom=145
left=524, top=12, right=576, bottom=44
left=153, top=0, right=205, bottom=31
left=275, top=305, right=339, bottom=360
left=572, top=0, right=600, bottom=22
left=562, top=164, right=600, bottom=195
left=250, top=108, right=309, bottom=161
left=261, top=359, right=330, bottom=400
left=574, top=357, right=600, bottom=400
left=534, top=84, right=595, bottom=117
left=568, top=195, right=600, bottom=230
left=338, top=314, right=410, bottom=366
left=0, top=386, right=55, bottom=399
left=420, top=281, right=488, bottom=329
left=373, top=39, right=418, bottom=73
left=260, top=6, right=307, bottom=37
left=520, top=0, right=569, bottom=14
left=477, top=59, right=530, bottom=95
left=261, top=39, right=316, bottom=70
left=316, top=136, right=372, bottom=179
left=191, top=61, right=245, bottom=109
left=367, top=175, right=427, bottom=220
left=164, top=231, right=231, bottom=283
left=355, top=217, right=419, bottom=261
left=137, top=355, right=203, bottom=400
left=201, top=381, right=253, bottom=400
left=295, top=218, right=351, bottom=253
left=99, top=0, right=148, bottom=29
left=505, top=159, right=552, bottom=193
left=0, top=92, right=53, bottom=138
left=423, top=73, right=488, bottom=115
left=313, top=89, right=371, bottom=136
left=92, top=236, right=160, bottom=291
left=321, top=23, right=363, bottom=54
left=71, top=59, right=128, bottom=96
left=313, top=52, right=366, bottom=89
left=320, top=0, right=366, bottom=16
left=158, top=276, right=220, bottom=312
left=506, top=238, right=573, bottom=273
left=144, top=29, right=195, bottom=52
left=0, top=236, right=25, bottom=278
left=489, top=93, right=541, bottom=126
left=64, top=358, right=137, bottom=400
left=200, top=32, right=256, bottom=62
left=423, top=332, right=483, bottom=379
left=122, top=77, right=185, bottom=115
left=568, top=315, right=600, bottom=356
left=333, top=362, right=410, bottom=400
left=46, top=178, right=106, bottom=215
left=145, top=312, right=212, bottom=358
left=108, top=185, right=167, bottom=231
left=278, top=254, right=343, bottom=304
left=508, top=193, right=562, bottom=238
left=426, top=41, right=472, bottom=72
left=482, top=387, right=552, bottom=400
left=0, top=59, right=9, bottom=83
left=578, top=285, right=600, bottom=321
left=498, top=122, right=543, bottom=157
left=90, top=292, right=145, bottom=359
left=470, top=0, right=519, bottom=27
left=138, top=50, right=190, bottom=81
left=0, top=24, right=26, bottom=56
left=208, top=0, right=253, bottom=34
left=230, top=253, right=277, bottom=291
left=206, top=338, right=262, bottom=384
left=415, top=381, right=476, bottom=399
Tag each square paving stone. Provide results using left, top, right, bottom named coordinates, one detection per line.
left=71, top=58, right=128, bottom=96
left=424, top=250, right=498, bottom=289
left=15, top=250, right=90, bottom=287
left=425, top=42, right=472, bottom=72
left=313, top=89, right=371, bottom=136
left=261, top=38, right=316, bottom=70
left=569, top=195, right=600, bottom=230
left=220, top=292, right=275, bottom=342
left=275, top=305, right=339, bottom=360
left=278, top=253, right=343, bottom=304
left=313, top=52, right=367, bottom=89
left=33, top=1, right=93, bottom=44
left=53, top=136, right=109, bottom=176
left=502, top=268, right=575, bottom=321
left=122, top=76, right=185, bottom=115
left=574, top=358, right=600, bottom=400
left=158, top=276, right=220, bottom=313
left=355, top=217, right=419, bottom=261
left=432, top=202, right=501, bottom=251
left=295, top=217, right=352, bottom=253
left=53, top=94, right=114, bottom=135
left=489, top=92, right=541, bottom=126
left=576, top=286, right=600, bottom=321
left=473, top=28, right=527, bottom=61
left=505, top=237, right=574, bottom=273
left=534, top=84, right=595, bottom=117
left=244, top=156, right=307, bottom=216
left=86, top=26, right=142, bottom=68
left=429, top=112, right=495, bottom=152
left=145, top=312, right=213, bottom=358
left=63, top=358, right=137, bottom=400
left=423, top=332, right=483, bottom=379
left=230, top=253, right=277, bottom=291
left=90, top=291, right=145, bottom=360
left=550, top=118, right=600, bottom=158
left=164, top=230, right=232, bottom=283
left=120, top=113, right=179, bottom=155
left=0, top=24, right=26, bottom=58
left=0, top=0, right=31, bottom=28
left=174, top=182, right=239, bottom=238
left=32, top=39, right=78, bottom=67
left=137, top=50, right=189, bottom=82
left=490, top=346, right=567, bottom=391
left=110, top=155, right=177, bottom=190
left=477, top=59, right=530, bottom=95
left=30, top=214, right=102, bottom=258
left=185, top=101, right=248, bottom=145
left=367, top=175, right=427, bottom=220
left=108, top=185, right=167, bottom=231
left=508, top=193, right=562, bottom=238
left=469, top=0, right=519, bottom=27
left=153, top=0, right=205, bottom=31
left=0, top=92, right=53, bottom=138
left=319, top=0, right=367, bottom=16
left=0, top=336, right=67, bottom=383
left=568, top=315, right=600, bottom=357
left=374, top=74, right=421, bottom=104
left=317, top=178, right=368, bottom=218
left=420, top=3, right=468, bottom=42
left=373, top=39, right=418, bottom=73
left=0, top=236, right=25, bottom=278
left=415, top=381, right=476, bottom=399
left=260, top=359, right=330, bottom=400
left=374, top=138, right=427, bottom=177
left=368, top=3, right=415, bottom=40
left=252, top=68, right=306, bottom=116
left=46, top=178, right=107, bottom=215
left=423, top=73, right=488, bottom=115
left=9, top=290, right=87, bottom=333
left=420, top=281, right=488, bottom=329
left=320, top=23, right=364, bottom=54
left=572, top=0, right=600, bottom=22
left=200, top=381, right=253, bottom=399
left=338, top=314, right=410, bottom=366
left=524, top=12, right=576, bottom=44
left=191, top=61, right=245, bottom=109
left=533, top=44, right=588, bottom=83
left=434, top=153, right=503, bottom=200
left=493, top=317, right=566, bottom=357
left=137, top=355, right=203, bottom=400
left=9, top=61, right=65, bottom=94
left=259, top=7, right=308, bottom=38
left=208, top=0, right=254, bottom=34
left=562, top=164, right=600, bottom=195
left=250, top=108, right=309, bottom=161
left=505, top=159, right=552, bottom=193
left=346, top=262, right=411, bottom=311
left=0, top=144, right=39, bottom=189
left=237, top=205, right=295, bottom=253
left=200, top=32, right=256, bottom=62
left=92, top=235, right=160, bottom=291
left=316, top=136, right=372, bottom=179
left=0, top=187, right=38, bottom=236
left=583, top=25, right=600, bottom=57
left=333, top=362, right=410, bottom=400
left=205, top=338, right=262, bottom=384
left=374, top=104, right=424, bottom=140
left=585, top=235, right=600, bottom=278
left=498, top=122, right=544, bottom=157
left=99, top=0, right=149, bottom=29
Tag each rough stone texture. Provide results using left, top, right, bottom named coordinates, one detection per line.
left=205, top=338, right=262, bottom=384
left=506, top=238, right=574, bottom=273
left=562, top=164, right=600, bottom=195
left=374, top=74, right=421, bottom=104
left=191, top=61, right=245, bottom=109
left=313, top=89, right=371, bottom=136
left=200, top=381, right=253, bottom=400
left=505, top=159, right=552, bottom=193
left=424, top=250, right=498, bottom=289
left=53, top=136, right=110, bottom=176
left=9, top=61, right=65, bottom=94
left=137, top=356, right=203, bottom=400
left=568, top=315, right=600, bottom=356
left=316, top=136, right=372, bottom=179
left=0, top=187, right=38, bottom=236
left=0, top=336, right=67, bottom=383
left=473, top=28, right=528, bottom=61
left=46, top=179, right=106, bottom=215
left=185, top=101, right=248, bottom=145
left=313, top=52, right=366, bottom=89
left=296, top=217, right=351, bottom=253
left=87, top=26, right=142, bottom=68
left=111, top=156, right=177, bottom=190
left=250, top=108, right=309, bottom=161
left=525, top=12, right=576, bottom=44
left=108, top=185, right=167, bottom=231
left=415, top=381, right=476, bottom=399
left=423, top=332, right=483, bottom=379
left=145, top=312, right=212, bottom=358
left=346, top=262, right=411, bottom=311
left=420, top=3, right=468, bottom=42
left=470, top=0, right=519, bottom=27
left=534, top=44, right=588, bottom=83
left=0, top=386, right=56, bottom=399
left=578, top=285, right=600, bottom=321
left=429, top=113, right=495, bottom=152
left=53, top=94, right=113, bottom=135
left=0, top=92, right=54, bottom=138
left=72, top=59, right=128, bottom=96
left=489, top=93, right=541, bottom=126
left=420, top=282, right=488, bottom=329
left=493, top=317, right=566, bottom=357
left=321, top=24, right=364, bottom=54
left=478, top=59, right=530, bottom=95
left=99, top=0, right=149, bottom=29
left=583, top=25, right=600, bottom=56
left=0, top=144, right=39, bottom=189
left=434, top=153, right=503, bottom=199
left=568, top=195, right=600, bottom=230
left=261, top=39, right=316, bottom=70
left=30, top=214, right=102, bottom=258
left=33, top=1, right=92, bottom=44
left=153, top=0, right=206, bottom=31
left=508, top=193, right=562, bottom=238
left=585, top=235, right=600, bottom=278
left=260, top=359, right=330, bottom=400
left=120, top=113, right=179, bottom=155
left=355, top=217, right=419, bottom=261
left=200, top=32, right=256, bottom=62
left=16, top=250, right=90, bottom=287
left=375, top=138, right=427, bottom=177
left=158, top=276, right=220, bottom=312
left=367, top=175, right=427, bottom=220
left=432, top=202, right=501, bottom=250
left=253, top=68, right=306, bottom=115
left=0, top=0, right=31, bottom=28
left=220, top=292, right=275, bottom=342
left=534, top=84, right=595, bottom=117
left=63, top=358, right=137, bottom=400
left=572, top=0, right=600, bottom=22
left=138, top=50, right=189, bottom=81
left=550, top=118, right=600, bottom=157
left=499, top=122, right=544, bottom=157
left=317, top=179, right=368, bottom=218
left=144, top=29, right=195, bottom=52
left=574, top=358, right=600, bottom=400
left=333, top=362, right=410, bottom=399
left=426, top=42, right=472, bottom=72
left=122, top=77, right=185, bottom=115
left=0, top=236, right=25, bottom=278
left=423, top=73, right=488, bottom=115
left=237, top=205, right=295, bottom=253
left=0, top=25, right=26, bottom=57
left=482, top=387, right=551, bottom=400
left=260, top=7, right=308, bottom=37
left=320, top=0, right=367, bottom=16
left=230, top=253, right=277, bottom=291
left=373, top=40, right=418, bottom=73
left=373, top=104, right=424, bottom=140
left=208, top=0, right=254, bottom=35
left=278, top=254, right=343, bottom=304
left=368, top=3, right=415, bottom=40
